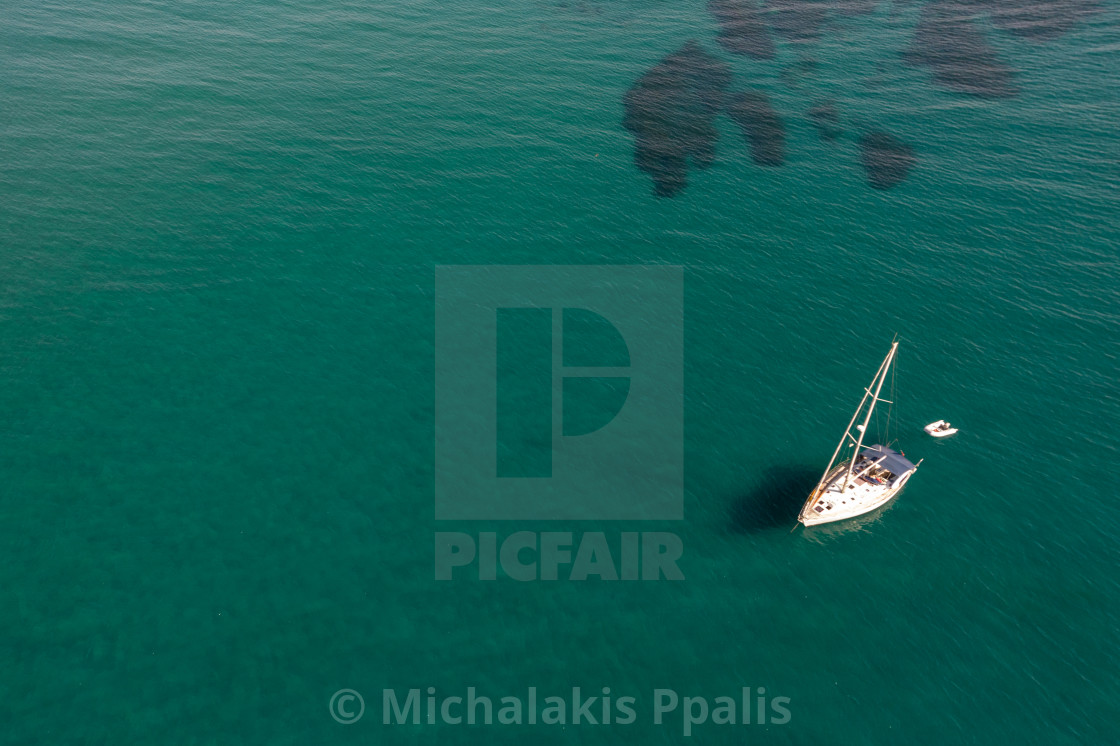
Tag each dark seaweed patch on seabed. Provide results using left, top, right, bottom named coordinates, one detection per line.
left=902, top=0, right=1098, bottom=96
left=715, top=0, right=879, bottom=50
left=833, top=0, right=880, bottom=16
left=859, top=130, right=916, bottom=189
left=727, top=91, right=786, bottom=166
left=808, top=100, right=843, bottom=142
left=764, top=0, right=830, bottom=40
left=904, top=1, right=1018, bottom=98
left=980, top=0, right=1100, bottom=40
left=622, top=41, right=732, bottom=197
left=621, top=0, right=1098, bottom=195
left=709, top=0, right=775, bottom=59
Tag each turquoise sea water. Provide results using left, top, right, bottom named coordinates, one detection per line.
left=2, top=1, right=1119, bottom=743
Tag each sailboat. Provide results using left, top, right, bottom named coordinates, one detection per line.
left=798, top=341, right=921, bottom=527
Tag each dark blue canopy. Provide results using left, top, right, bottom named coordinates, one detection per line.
left=860, top=444, right=916, bottom=477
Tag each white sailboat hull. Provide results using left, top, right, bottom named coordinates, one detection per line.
left=798, top=460, right=915, bottom=526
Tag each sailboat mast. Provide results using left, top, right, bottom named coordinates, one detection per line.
left=809, top=346, right=895, bottom=500
left=842, top=341, right=898, bottom=491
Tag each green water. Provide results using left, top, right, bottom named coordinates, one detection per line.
left=2, top=0, right=1118, bottom=743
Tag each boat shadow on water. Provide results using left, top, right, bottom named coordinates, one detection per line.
left=728, top=464, right=819, bottom=533
left=728, top=465, right=900, bottom=538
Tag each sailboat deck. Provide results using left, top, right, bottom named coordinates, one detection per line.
left=800, top=458, right=912, bottom=526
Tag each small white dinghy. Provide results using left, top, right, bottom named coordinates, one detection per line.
left=924, top=420, right=957, bottom=438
